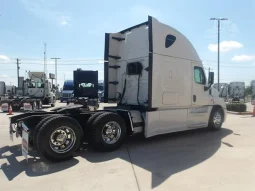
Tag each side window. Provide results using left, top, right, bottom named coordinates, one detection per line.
left=194, top=67, right=206, bottom=85
left=37, top=82, right=44, bottom=88
left=28, top=81, right=36, bottom=88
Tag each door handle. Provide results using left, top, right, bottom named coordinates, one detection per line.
left=193, top=95, right=196, bottom=102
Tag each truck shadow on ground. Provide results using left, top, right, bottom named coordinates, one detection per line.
left=80, top=127, right=233, bottom=189
left=0, top=127, right=232, bottom=187
left=0, top=145, right=79, bottom=181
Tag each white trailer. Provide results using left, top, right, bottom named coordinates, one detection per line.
left=9, top=16, right=227, bottom=162
left=251, top=80, right=255, bottom=105
left=5, top=85, right=16, bottom=95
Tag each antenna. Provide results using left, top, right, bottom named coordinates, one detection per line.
left=44, top=43, right=47, bottom=75
left=43, top=43, right=47, bottom=97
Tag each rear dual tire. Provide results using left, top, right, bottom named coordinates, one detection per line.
left=32, top=115, right=61, bottom=149
left=32, top=112, right=127, bottom=162
left=87, top=112, right=127, bottom=152
left=36, top=116, right=83, bottom=162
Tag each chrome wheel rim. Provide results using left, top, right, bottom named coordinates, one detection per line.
left=213, top=112, right=222, bottom=126
left=102, top=121, right=121, bottom=144
left=49, top=126, right=76, bottom=153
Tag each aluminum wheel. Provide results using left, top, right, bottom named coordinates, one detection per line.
left=213, top=111, right=222, bottom=126
left=49, top=126, right=76, bottom=153
left=101, top=121, right=121, bottom=144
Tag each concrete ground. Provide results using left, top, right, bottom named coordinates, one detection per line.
left=0, top=102, right=255, bottom=191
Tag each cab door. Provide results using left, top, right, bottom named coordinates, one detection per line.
left=187, top=62, right=210, bottom=128
left=192, top=63, right=209, bottom=106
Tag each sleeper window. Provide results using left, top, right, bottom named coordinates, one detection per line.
left=194, top=67, right=206, bottom=85
left=126, top=62, right=143, bottom=75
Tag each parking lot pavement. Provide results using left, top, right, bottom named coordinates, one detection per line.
left=1, top=107, right=255, bottom=191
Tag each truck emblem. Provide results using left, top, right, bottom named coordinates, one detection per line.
left=165, top=34, right=176, bottom=48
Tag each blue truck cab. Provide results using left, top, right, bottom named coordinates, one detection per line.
left=60, top=80, right=74, bottom=102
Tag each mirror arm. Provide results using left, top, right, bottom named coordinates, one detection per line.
left=204, top=83, right=212, bottom=91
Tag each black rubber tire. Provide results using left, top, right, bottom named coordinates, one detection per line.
left=89, top=112, right=127, bottom=152
left=85, top=112, right=105, bottom=142
left=32, top=115, right=61, bottom=149
left=208, top=107, right=224, bottom=130
left=86, top=112, right=105, bottom=127
left=36, top=115, right=83, bottom=162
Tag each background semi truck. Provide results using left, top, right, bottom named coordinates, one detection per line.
left=0, top=71, right=56, bottom=112
left=228, top=82, right=245, bottom=103
left=60, top=80, right=74, bottom=102
left=9, top=16, right=226, bottom=162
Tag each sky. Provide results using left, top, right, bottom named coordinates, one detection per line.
left=0, top=0, right=255, bottom=88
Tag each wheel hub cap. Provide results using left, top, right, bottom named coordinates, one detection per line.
left=56, top=134, right=67, bottom=143
left=49, top=126, right=76, bottom=153
left=102, top=121, right=121, bottom=144
left=106, top=128, right=113, bottom=134
left=213, top=112, right=222, bottom=126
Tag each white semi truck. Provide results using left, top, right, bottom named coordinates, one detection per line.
left=0, top=71, right=56, bottom=112
left=9, top=16, right=226, bottom=162
left=228, top=82, right=245, bottom=103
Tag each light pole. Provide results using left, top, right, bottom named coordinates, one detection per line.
left=16, top=59, right=20, bottom=87
left=51, top=57, right=61, bottom=87
left=210, top=17, right=228, bottom=91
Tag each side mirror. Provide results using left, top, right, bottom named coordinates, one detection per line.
left=204, top=72, right=215, bottom=91
left=208, top=72, right=214, bottom=85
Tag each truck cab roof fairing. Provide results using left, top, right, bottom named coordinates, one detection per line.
left=150, top=16, right=201, bottom=62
